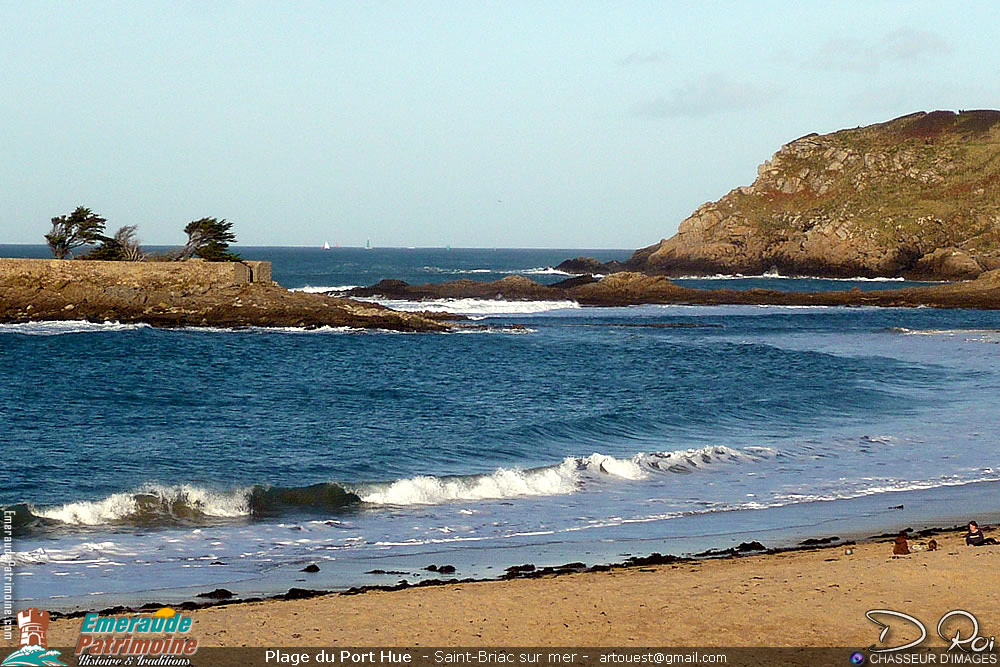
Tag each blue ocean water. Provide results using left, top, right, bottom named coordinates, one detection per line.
left=1, top=246, right=998, bottom=610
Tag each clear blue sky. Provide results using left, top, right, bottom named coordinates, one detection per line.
left=2, top=1, right=997, bottom=249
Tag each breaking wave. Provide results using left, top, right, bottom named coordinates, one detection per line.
left=0, top=321, right=362, bottom=336
left=358, top=297, right=581, bottom=315
left=515, top=267, right=575, bottom=276
left=673, top=271, right=909, bottom=282
left=291, top=285, right=361, bottom=293
left=9, top=483, right=362, bottom=531
left=0, top=321, right=152, bottom=336
left=420, top=266, right=574, bottom=277
left=8, top=446, right=774, bottom=531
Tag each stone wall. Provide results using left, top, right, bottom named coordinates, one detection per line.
left=0, top=258, right=272, bottom=288
left=245, top=260, right=271, bottom=284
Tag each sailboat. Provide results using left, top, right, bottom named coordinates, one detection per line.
left=323, top=241, right=331, bottom=250
left=364, top=239, right=373, bottom=251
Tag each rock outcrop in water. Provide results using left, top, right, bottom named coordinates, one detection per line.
left=581, top=111, right=1000, bottom=281
left=0, top=264, right=449, bottom=331
left=554, top=256, right=626, bottom=275
left=346, top=269, right=1000, bottom=309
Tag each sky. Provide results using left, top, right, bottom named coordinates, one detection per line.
left=2, top=1, right=998, bottom=249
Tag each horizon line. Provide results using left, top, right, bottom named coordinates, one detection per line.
left=0, top=243, right=637, bottom=251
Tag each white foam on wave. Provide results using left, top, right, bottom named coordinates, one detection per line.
left=252, top=325, right=361, bottom=335
left=453, top=326, right=538, bottom=335
left=583, top=446, right=777, bottom=478
left=548, top=471, right=1000, bottom=536
left=357, top=445, right=772, bottom=506
left=357, top=462, right=581, bottom=505
left=168, top=324, right=363, bottom=335
left=772, top=472, right=1000, bottom=505
left=420, top=266, right=574, bottom=277
left=0, top=321, right=152, bottom=336
left=291, top=285, right=362, bottom=293
left=422, top=266, right=492, bottom=275
left=34, top=484, right=251, bottom=525
left=2, top=541, right=132, bottom=568
left=0, top=320, right=361, bottom=337
left=516, top=267, right=574, bottom=276
left=893, top=327, right=1000, bottom=339
left=580, top=453, right=647, bottom=480
left=358, top=297, right=581, bottom=315
left=673, top=272, right=910, bottom=282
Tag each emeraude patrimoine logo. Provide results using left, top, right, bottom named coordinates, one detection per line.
left=2, top=608, right=65, bottom=667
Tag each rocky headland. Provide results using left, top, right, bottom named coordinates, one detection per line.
left=0, top=260, right=450, bottom=331
left=561, top=110, right=1000, bottom=281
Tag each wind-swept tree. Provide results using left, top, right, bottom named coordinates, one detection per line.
left=177, top=218, right=240, bottom=261
left=84, top=225, right=146, bottom=261
left=45, top=206, right=107, bottom=259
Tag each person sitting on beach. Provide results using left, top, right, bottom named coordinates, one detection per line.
left=893, top=530, right=910, bottom=555
left=965, top=521, right=999, bottom=546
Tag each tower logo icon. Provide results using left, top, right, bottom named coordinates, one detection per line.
left=18, top=610, right=49, bottom=649
left=1, top=609, right=64, bottom=666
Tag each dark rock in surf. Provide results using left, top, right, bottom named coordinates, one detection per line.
left=555, top=257, right=626, bottom=275
left=282, top=588, right=326, bottom=600
left=505, top=564, right=536, bottom=574
left=622, top=553, right=680, bottom=567
left=550, top=274, right=599, bottom=289
left=587, top=564, right=613, bottom=573
left=693, top=541, right=766, bottom=558
left=196, top=588, right=234, bottom=599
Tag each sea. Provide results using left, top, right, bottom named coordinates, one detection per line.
left=2, top=245, right=999, bottom=612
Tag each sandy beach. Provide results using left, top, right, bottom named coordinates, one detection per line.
left=21, top=528, right=998, bottom=649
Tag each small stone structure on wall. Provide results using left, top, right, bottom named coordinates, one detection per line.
left=0, top=258, right=272, bottom=287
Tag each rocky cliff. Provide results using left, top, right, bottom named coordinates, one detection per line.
left=628, top=110, right=1000, bottom=280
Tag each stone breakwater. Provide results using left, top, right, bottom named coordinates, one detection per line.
left=0, top=258, right=448, bottom=331
left=346, top=271, right=1000, bottom=309
left=0, top=257, right=273, bottom=287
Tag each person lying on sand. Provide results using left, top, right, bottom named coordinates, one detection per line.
left=965, top=521, right=999, bottom=546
